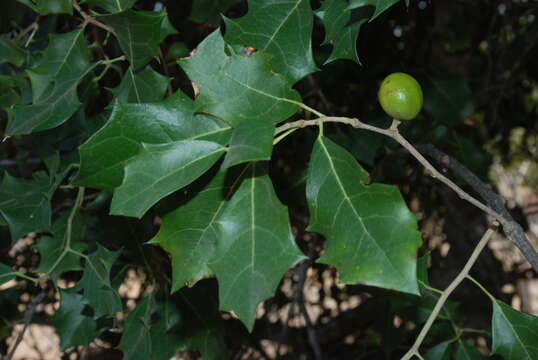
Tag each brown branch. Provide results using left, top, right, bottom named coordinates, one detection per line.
left=72, top=0, right=115, bottom=34
left=275, top=117, right=538, bottom=273
left=6, top=291, right=46, bottom=360
left=416, top=144, right=538, bottom=272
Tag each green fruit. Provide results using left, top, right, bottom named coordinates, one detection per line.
left=167, top=42, right=189, bottom=59
left=377, top=72, right=423, bottom=121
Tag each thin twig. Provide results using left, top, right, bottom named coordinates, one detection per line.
left=400, top=225, right=497, bottom=360
left=72, top=0, right=115, bottom=34
left=6, top=291, right=46, bottom=360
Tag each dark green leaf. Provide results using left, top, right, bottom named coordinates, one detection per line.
left=7, top=30, right=96, bottom=135
left=306, top=136, right=421, bottom=294
left=100, top=10, right=165, bottom=69
left=81, top=0, right=136, bottom=13
left=348, top=0, right=399, bottom=20
left=221, top=121, right=275, bottom=169
left=150, top=171, right=230, bottom=291
left=210, top=164, right=305, bottom=330
left=50, top=290, right=100, bottom=350
left=0, top=36, right=25, bottom=67
left=74, top=245, right=122, bottom=319
left=316, top=0, right=369, bottom=64
left=0, top=172, right=55, bottom=241
left=189, top=0, right=239, bottom=26
left=16, top=0, right=72, bottom=15
left=0, top=263, right=16, bottom=286
left=110, top=140, right=226, bottom=218
left=110, top=66, right=170, bottom=103
left=223, top=0, right=317, bottom=83
left=492, top=299, right=538, bottom=359
left=423, top=74, right=474, bottom=126
left=34, top=213, right=87, bottom=282
left=28, top=30, right=90, bottom=102
left=150, top=280, right=228, bottom=360
left=180, top=30, right=301, bottom=126
left=118, top=296, right=154, bottom=360
left=425, top=341, right=452, bottom=360
left=456, top=340, right=487, bottom=359
left=74, top=92, right=231, bottom=191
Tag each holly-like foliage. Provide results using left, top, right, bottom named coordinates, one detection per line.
left=1, top=0, right=538, bottom=359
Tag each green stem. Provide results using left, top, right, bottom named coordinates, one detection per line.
left=466, top=275, right=496, bottom=301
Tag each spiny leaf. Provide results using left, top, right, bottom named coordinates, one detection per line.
left=210, top=164, right=305, bottom=330
left=7, top=30, right=96, bottom=135
left=0, top=36, right=26, bottom=67
left=110, top=140, right=227, bottom=218
left=316, top=0, right=371, bottom=64
left=150, top=171, right=230, bottom=291
left=34, top=213, right=88, bottom=282
left=0, top=172, right=56, bottom=242
left=50, top=290, right=100, bottom=350
left=223, top=0, right=317, bottom=83
left=99, top=10, right=166, bottom=69
left=118, top=296, right=154, bottom=360
left=74, top=245, right=122, bottom=319
left=74, top=91, right=231, bottom=191
left=348, top=0, right=400, bottom=21
left=180, top=30, right=301, bottom=126
left=492, top=299, right=538, bottom=359
left=306, top=136, right=421, bottom=294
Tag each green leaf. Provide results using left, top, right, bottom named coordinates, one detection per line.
left=110, top=140, right=226, bottom=218
left=74, top=92, right=231, bottom=191
left=16, top=0, right=73, bottom=15
left=150, top=280, right=228, bottom=360
left=0, top=263, right=16, bottom=286
left=0, top=172, right=55, bottom=241
left=8, top=63, right=96, bottom=135
left=26, top=30, right=90, bottom=100
left=423, top=74, right=474, bottom=126
left=81, top=0, right=136, bottom=13
left=315, top=0, right=370, bottom=64
left=118, top=296, right=154, bottom=360
left=223, top=0, right=317, bottom=83
left=221, top=121, right=275, bottom=169
left=34, top=213, right=87, bottom=282
left=348, top=0, right=399, bottom=20
left=150, top=171, right=230, bottom=291
left=210, top=164, right=305, bottom=330
left=7, top=30, right=96, bottom=135
left=50, top=290, right=100, bottom=350
left=491, top=299, right=538, bottom=359
left=180, top=30, right=301, bottom=126
left=306, top=136, right=421, bottom=294
left=99, top=10, right=165, bottom=69
left=425, top=341, right=452, bottom=360
left=74, top=245, right=122, bottom=319
left=189, top=0, right=239, bottom=26
left=456, top=340, right=487, bottom=359
left=110, top=66, right=170, bottom=103
left=0, top=36, right=25, bottom=67
left=0, top=76, right=21, bottom=109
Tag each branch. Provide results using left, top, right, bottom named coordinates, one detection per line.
left=275, top=116, right=538, bottom=272
left=6, top=291, right=46, bottom=360
left=72, top=0, right=115, bottom=34
left=400, top=225, right=497, bottom=360
left=416, top=144, right=538, bottom=273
